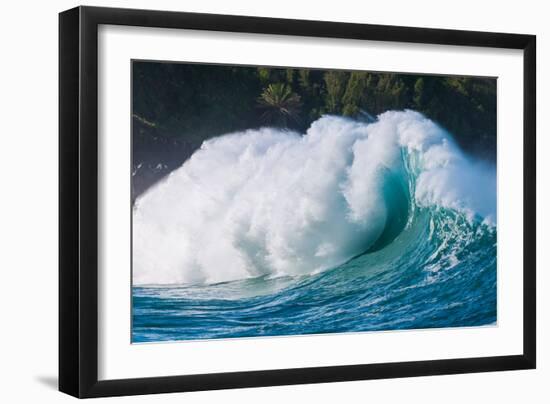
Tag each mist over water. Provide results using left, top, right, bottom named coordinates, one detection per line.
left=133, top=111, right=495, bottom=286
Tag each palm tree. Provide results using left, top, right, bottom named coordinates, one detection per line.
left=257, top=83, right=302, bottom=127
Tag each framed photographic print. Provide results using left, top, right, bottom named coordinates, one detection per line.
left=59, top=6, right=536, bottom=398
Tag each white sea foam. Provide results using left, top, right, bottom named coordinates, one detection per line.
left=133, top=111, right=496, bottom=285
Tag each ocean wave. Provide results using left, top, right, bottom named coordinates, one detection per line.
left=133, top=111, right=496, bottom=285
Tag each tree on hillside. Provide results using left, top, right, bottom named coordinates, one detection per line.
left=342, top=72, right=369, bottom=116
left=257, top=83, right=302, bottom=127
left=324, top=71, right=349, bottom=114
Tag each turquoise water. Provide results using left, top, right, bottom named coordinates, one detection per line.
left=131, top=112, right=496, bottom=343
left=132, top=206, right=496, bottom=342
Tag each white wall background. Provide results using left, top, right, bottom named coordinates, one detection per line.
left=0, top=0, right=546, bottom=402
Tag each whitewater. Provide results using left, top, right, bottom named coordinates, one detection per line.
left=132, top=110, right=497, bottom=342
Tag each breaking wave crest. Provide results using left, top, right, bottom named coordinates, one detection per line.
left=133, top=110, right=496, bottom=285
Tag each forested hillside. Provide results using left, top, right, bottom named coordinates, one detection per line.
left=132, top=62, right=496, bottom=200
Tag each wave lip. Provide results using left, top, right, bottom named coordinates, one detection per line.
left=133, top=111, right=496, bottom=285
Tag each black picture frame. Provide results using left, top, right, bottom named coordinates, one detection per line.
left=59, top=5, right=536, bottom=398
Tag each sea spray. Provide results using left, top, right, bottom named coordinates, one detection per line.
left=133, top=111, right=495, bottom=285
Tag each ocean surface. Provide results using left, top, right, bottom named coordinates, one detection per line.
left=132, top=111, right=497, bottom=343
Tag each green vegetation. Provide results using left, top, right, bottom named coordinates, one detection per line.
left=257, top=83, right=302, bottom=127
left=132, top=61, right=496, bottom=200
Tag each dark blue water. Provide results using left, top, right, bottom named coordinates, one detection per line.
left=132, top=207, right=496, bottom=342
